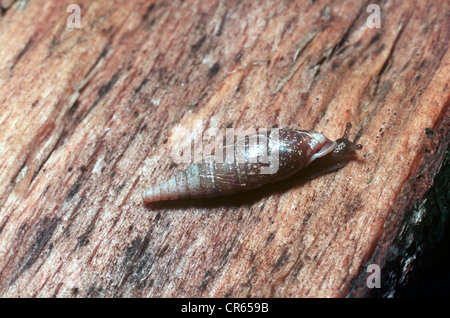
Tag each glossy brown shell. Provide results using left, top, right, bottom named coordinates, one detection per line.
left=143, top=129, right=338, bottom=202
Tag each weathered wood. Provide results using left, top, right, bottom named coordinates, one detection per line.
left=0, top=0, right=448, bottom=297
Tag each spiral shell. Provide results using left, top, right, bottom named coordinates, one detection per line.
left=143, top=123, right=362, bottom=202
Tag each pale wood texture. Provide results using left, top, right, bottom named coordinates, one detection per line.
left=0, top=0, right=448, bottom=297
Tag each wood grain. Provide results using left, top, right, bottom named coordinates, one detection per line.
left=0, top=0, right=448, bottom=297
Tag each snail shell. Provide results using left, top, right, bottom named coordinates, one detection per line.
left=143, top=123, right=362, bottom=202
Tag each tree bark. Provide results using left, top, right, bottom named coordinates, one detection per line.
left=0, top=0, right=448, bottom=297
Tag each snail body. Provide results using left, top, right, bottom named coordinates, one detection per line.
left=143, top=123, right=362, bottom=202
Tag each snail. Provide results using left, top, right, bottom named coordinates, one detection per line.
left=142, top=123, right=362, bottom=202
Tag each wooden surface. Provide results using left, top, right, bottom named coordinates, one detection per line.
left=0, top=0, right=449, bottom=297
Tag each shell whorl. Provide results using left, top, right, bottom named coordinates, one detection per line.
left=142, top=129, right=337, bottom=203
